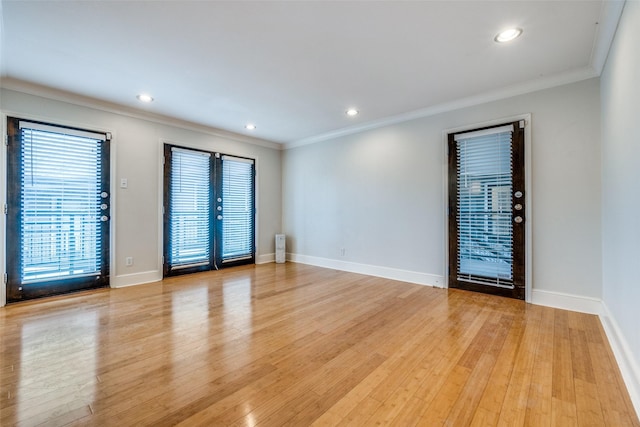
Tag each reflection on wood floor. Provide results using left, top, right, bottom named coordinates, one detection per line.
left=0, top=263, right=638, bottom=426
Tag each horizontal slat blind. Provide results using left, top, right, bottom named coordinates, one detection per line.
left=19, top=123, right=103, bottom=283
left=455, top=126, right=514, bottom=288
left=170, top=148, right=211, bottom=269
left=221, top=156, right=254, bottom=261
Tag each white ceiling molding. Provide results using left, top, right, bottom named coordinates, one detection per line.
left=285, top=66, right=598, bottom=150
left=0, top=78, right=282, bottom=151
left=285, top=1, right=625, bottom=150
left=590, top=0, right=626, bottom=75
left=0, top=1, right=625, bottom=147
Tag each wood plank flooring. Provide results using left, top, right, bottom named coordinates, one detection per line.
left=0, top=263, right=638, bottom=426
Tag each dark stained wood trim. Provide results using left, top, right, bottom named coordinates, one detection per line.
left=6, top=117, right=24, bottom=301
left=5, top=117, right=110, bottom=302
left=163, top=144, right=213, bottom=277
left=163, top=145, right=255, bottom=278
left=447, top=121, right=526, bottom=300
left=511, top=122, right=526, bottom=299
left=99, top=133, right=111, bottom=287
left=162, top=143, right=172, bottom=277
left=447, top=132, right=459, bottom=290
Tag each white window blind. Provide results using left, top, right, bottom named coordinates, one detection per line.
left=221, top=155, right=254, bottom=262
left=19, top=122, right=105, bottom=283
left=455, top=125, right=514, bottom=288
left=170, top=147, right=211, bottom=269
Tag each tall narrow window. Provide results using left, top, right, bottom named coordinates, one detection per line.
left=448, top=121, right=525, bottom=300
left=220, top=156, right=255, bottom=263
left=6, top=118, right=110, bottom=302
left=456, top=125, right=514, bottom=285
left=163, top=145, right=255, bottom=277
left=168, top=147, right=212, bottom=270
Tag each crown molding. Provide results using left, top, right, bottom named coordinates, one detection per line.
left=590, top=0, right=626, bottom=75
left=2, top=1, right=624, bottom=152
left=284, top=1, right=624, bottom=150
left=0, top=77, right=283, bottom=151
left=285, top=66, right=598, bottom=150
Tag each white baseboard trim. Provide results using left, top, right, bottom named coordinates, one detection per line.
left=600, top=302, right=640, bottom=419
left=530, top=289, right=639, bottom=418
left=256, top=253, right=275, bottom=264
left=110, top=270, right=162, bottom=288
left=530, top=289, right=603, bottom=315
left=286, top=253, right=443, bottom=287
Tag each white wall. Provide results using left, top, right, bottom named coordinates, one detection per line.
left=601, top=0, right=640, bottom=411
left=283, top=78, right=602, bottom=298
left=1, top=88, right=282, bottom=293
left=0, top=6, right=4, bottom=305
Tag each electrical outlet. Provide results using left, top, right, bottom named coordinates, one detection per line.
left=340, top=248, right=346, bottom=256
left=125, top=257, right=133, bottom=266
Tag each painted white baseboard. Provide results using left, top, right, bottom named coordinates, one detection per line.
left=282, top=258, right=639, bottom=416
left=286, top=253, right=443, bottom=287
left=600, top=302, right=640, bottom=419
left=111, top=254, right=274, bottom=288
left=496, top=289, right=640, bottom=418
left=256, top=253, right=275, bottom=264
left=110, top=270, right=162, bottom=288
left=111, top=255, right=276, bottom=287
left=530, top=289, right=604, bottom=315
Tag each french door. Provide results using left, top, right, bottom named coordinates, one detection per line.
left=5, top=118, right=110, bottom=302
left=448, top=121, right=525, bottom=299
left=162, top=144, right=255, bottom=276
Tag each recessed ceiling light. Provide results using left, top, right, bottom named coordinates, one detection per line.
left=494, top=28, right=523, bottom=43
left=245, top=123, right=256, bottom=130
left=346, top=108, right=359, bottom=116
left=136, top=93, right=154, bottom=103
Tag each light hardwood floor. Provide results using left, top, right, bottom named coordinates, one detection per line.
left=0, top=263, right=638, bottom=426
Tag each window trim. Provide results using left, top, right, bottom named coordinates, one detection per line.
left=448, top=121, right=522, bottom=296
left=163, top=144, right=215, bottom=276
left=442, top=114, right=532, bottom=303
left=161, top=142, right=256, bottom=277
left=4, top=116, right=111, bottom=302
left=217, top=154, right=257, bottom=267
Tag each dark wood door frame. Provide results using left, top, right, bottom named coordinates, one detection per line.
left=446, top=118, right=529, bottom=300
left=162, top=144, right=256, bottom=277
left=5, top=117, right=111, bottom=303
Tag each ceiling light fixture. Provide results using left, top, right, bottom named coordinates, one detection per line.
left=245, top=123, right=256, bottom=130
left=346, top=108, right=359, bottom=116
left=494, top=28, right=523, bottom=43
left=136, top=93, right=154, bottom=103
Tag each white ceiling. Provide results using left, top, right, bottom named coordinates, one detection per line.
left=0, top=1, right=622, bottom=145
